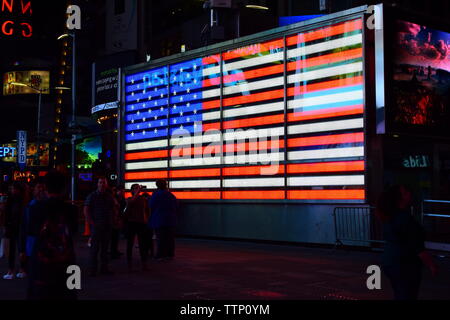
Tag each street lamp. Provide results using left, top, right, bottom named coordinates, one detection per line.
left=58, top=31, right=77, bottom=202
left=7, top=81, right=70, bottom=166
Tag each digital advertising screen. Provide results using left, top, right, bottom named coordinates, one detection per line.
left=2, top=70, right=50, bottom=95
left=390, top=20, right=450, bottom=135
left=76, top=136, right=102, bottom=169
left=123, top=18, right=366, bottom=202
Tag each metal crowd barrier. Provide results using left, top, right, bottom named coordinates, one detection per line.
left=421, top=199, right=450, bottom=222
left=333, top=206, right=384, bottom=247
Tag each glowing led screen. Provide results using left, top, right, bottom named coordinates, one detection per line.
left=123, top=19, right=366, bottom=201
left=391, top=20, right=450, bottom=135
left=76, top=136, right=102, bottom=168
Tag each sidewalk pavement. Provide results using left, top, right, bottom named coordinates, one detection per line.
left=1, top=237, right=449, bottom=300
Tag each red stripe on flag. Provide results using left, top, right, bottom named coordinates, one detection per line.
left=125, top=150, right=169, bottom=161
left=223, top=165, right=285, bottom=176
left=286, top=19, right=363, bottom=46
left=222, top=114, right=284, bottom=130
left=287, top=48, right=362, bottom=71
left=287, top=161, right=365, bottom=174
left=125, top=171, right=168, bottom=180
left=223, top=89, right=285, bottom=107
left=223, top=190, right=285, bottom=200
left=222, top=39, right=284, bottom=61
left=288, top=189, right=365, bottom=200
left=202, top=122, right=221, bottom=131
left=170, top=168, right=221, bottom=178
left=288, top=104, right=364, bottom=122
left=287, top=133, right=364, bottom=148
left=287, top=76, right=363, bottom=97
left=203, top=99, right=221, bottom=110
left=203, top=77, right=221, bottom=87
left=202, top=55, right=221, bottom=65
left=173, top=191, right=221, bottom=199
left=223, top=64, right=284, bottom=84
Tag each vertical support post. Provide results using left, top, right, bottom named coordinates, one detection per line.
left=71, top=32, right=77, bottom=202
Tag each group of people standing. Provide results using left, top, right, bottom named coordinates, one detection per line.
left=0, top=172, right=78, bottom=299
left=84, top=177, right=178, bottom=276
left=0, top=172, right=178, bottom=300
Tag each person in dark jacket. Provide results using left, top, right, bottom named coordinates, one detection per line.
left=124, top=184, right=150, bottom=270
left=148, top=180, right=177, bottom=260
left=26, top=171, right=78, bottom=300
left=110, top=185, right=125, bottom=259
left=3, top=182, right=27, bottom=280
left=84, top=177, right=116, bottom=276
left=22, top=179, right=48, bottom=260
left=376, top=185, right=438, bottom=300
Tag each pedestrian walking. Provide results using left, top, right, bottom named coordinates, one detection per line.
left=84, top=177, right=116, bottom=276
left=2, top=182, right=27, bottom=280
left=124, top=184, right=150, bottom=271
left=376, top=185, right=438, bottom=300
left=26, top=171, right=78, bottom=300
left=148, top=180, right=178, bottom=260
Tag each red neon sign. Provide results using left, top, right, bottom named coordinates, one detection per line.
left=0, top=0, right=32, bottom=38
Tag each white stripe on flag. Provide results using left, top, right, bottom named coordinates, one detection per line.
left=288, top=90, right=363, bottom=109
left=287, top=118, right=363, bottom=135
left=223, top=177, right=285, bottom=188
left=287, top=34, right=363, bottom=59
left=287, top=62, right=363, bottom=84
left=170, top=180, right=221, bottom=189
left=287, top=175, right=365, bottom=186
left=125, top=181, right=155, bottom=190
left=224, top=101, right=284, bottom=118
left=125, top=160, right=168, bottom=170
left=223, top=153, right=284, bottom=165
left=126, top=140, right=168, bottom=151
left=288, top=147, right=364, bottom=161
left=170, top=157, right=221, bottom=167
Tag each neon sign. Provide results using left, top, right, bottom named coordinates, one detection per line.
left=0, top=0, right=33, bottom=39
left=0, top=146, right=15, bottom=157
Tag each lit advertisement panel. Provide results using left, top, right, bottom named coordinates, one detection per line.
left=0, top=143, right=49, bottom=166
left=76, top=136, right=102, bottom=169
left=390, top=20, right=450, bottom=135
left=0, top=0, right=33, bottom=39
left=123, top=18, right=366, bottom=202
left=3, top=70, right=50, bottom=95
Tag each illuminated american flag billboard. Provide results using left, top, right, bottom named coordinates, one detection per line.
left=123, top=18, right=365, bottom=202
